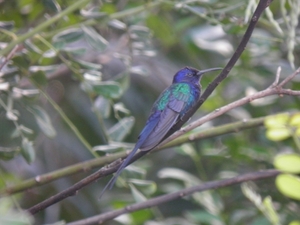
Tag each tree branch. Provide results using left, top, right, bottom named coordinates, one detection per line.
left=66, top=169, right=281, bottom=225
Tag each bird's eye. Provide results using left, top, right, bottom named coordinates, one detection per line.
left=187, top=73, right=193, bottom=77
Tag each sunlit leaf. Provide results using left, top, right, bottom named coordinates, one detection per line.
left=21, top=138, right=35, bottom=164
left=290, top=113, right=300, bottom=126
left=266, top=128, right=291, bottom=141
left=108, top=117, right=135, bottom=141
left=264, top=113, right=290, bottom=128
left=289, top=221, right=300, bottom=225
left=82, top=26, right=108, bottom=51
left=28, top=105, right=56, bottom=138
left=274, top=153, right=300, bottom=173
left=276, top=174, right=300, bottom=200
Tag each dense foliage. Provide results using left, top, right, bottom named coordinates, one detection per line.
left=0, top=0, right=300, bottom=224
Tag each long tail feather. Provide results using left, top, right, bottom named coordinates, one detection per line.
left=99, top=144, right=140, bottom=199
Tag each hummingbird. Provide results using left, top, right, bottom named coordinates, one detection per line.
left=100, top=66, right=221, bottom=197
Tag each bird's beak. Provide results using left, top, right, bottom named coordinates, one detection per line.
left=197, top=67, right=222, bottom=76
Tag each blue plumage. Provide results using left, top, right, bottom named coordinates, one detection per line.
left=99, top=66, right=221, bottom=198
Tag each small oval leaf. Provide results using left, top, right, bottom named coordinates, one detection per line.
left=276, top=174, right=300, bottom=200
left=274, top=153, right=300, bottom=173
left=264, top=113, right=290, bottom=128
left=88, top=81, right=122, bottom=99
left=21, top=138, right=35, bottom=164
left=266, top=128, right=291, bottom=141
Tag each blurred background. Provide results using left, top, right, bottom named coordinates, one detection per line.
left=0, top=0, right=300, bottom=224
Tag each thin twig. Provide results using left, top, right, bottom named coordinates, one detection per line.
left=278, top=67, right=300, bottom=87
left=66, top=170, right=280, bottom=225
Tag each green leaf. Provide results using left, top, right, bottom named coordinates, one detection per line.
left=30, top=71, right=48, bottom=86
left=290, top=221, right=300, bottom=225
left=0, top=146, right=20, bottom=160
left=266, top=128, right=291, bottom=141
left=129, top=184, right=147, bottom=203
left=108, top=117, right=135, bottom=141
left=21, top=138, right=35, bottom=164
left=52, top=28, right=84, bottom=44
left=264, top=113, right=290, bottom=128
left=276, top=174, right=300, bottom=200
left=28, top=105, right=56, bottom=138
left=94, top=96, right=111, bottom=118
left=262, top=196, right=280, bottom=225
left=74, top=59, right=102, bottom=70
left=290, top=113, right=300, bottom=126
left=88, top=81, right=122, bottom=99
left=82, top=26, right=108, bottom=51
left=185, top=210, right=222, bottom=224
left=42, top=0, right=61, bottom=12
left=274, top=153, right=300, bottom=173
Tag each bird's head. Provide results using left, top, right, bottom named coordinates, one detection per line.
left=173, top=67, right=222, bottom=84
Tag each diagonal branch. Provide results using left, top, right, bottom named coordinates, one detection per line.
left=66, top=169, right=281, bottom=225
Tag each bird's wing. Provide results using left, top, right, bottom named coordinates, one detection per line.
left=140, top=95, right=187, bottom=151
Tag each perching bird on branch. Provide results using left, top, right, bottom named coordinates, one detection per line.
left=100, top=66, right=221, bottom=198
